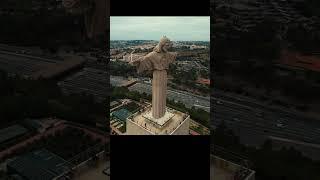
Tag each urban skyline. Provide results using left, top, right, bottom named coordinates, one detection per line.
left=110, top=16, right=210, bottom=41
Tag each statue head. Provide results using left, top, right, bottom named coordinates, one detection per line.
left=153, top=36, right=173, bottom=53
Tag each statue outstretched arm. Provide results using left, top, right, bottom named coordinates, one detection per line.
left=129, top=50, right=142, bottom=65
left=129, top=51, right=152, bottom=73
left=168, top=52, right=178, bottom=64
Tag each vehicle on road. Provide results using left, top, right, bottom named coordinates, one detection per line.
left=216, top=100, right=223, bottom=105
left=276, top=123, right=285, bottom=128
left=255, top=112, right=264, bottom=117
left=232, top=117, right=241, bottom=122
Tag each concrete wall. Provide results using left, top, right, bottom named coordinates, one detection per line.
left=126, top=120, right=153, bottom=135
left=126, top=116, right=190, bottom=135
left=212, top=156, right=255, bottom=180
left=171, top=116, right=190, bottom=135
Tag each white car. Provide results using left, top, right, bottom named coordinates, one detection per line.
left=276, top=123, right=284, bottom=128
left=216, top=100, right=223, bottom=105
left=232, top=117, right=240, bottom=122
left=255, top=112, right=264, bottom=117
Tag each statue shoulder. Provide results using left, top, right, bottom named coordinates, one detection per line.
left=167, top=52, right=177, bottom=62
left=169, top=52, right=178, bottom=57
left=145, top=51, right=158, bottom=58
left=143, top=51, right=162, bottom=62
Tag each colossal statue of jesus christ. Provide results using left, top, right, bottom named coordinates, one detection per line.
left=130, top=36, right=177, bottom=119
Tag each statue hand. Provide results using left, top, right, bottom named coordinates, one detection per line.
left=129, top=50, right=144, bottom=66
left=129, top=57, right=140, bottom=66
left=128, top=50, right=135, bottom=65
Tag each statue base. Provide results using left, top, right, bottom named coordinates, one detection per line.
left=126, top=105, right=190, bottom=135
left=143, top=110, right=174, bottom=128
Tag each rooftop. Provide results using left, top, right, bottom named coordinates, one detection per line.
left=279, top=50, right=320, bottom=72
left=197, top=78, right=210, bottom=85
left=0, top=51, right=84, bottom=79
left=0, top=125, right=28, bottom=144
left=58, top=68, right=108, bottom=102
left=7, top=149, right=72, bottom=180
left=110, top=101, right=120, bottom=108
left=23, top=118, right=60, bottom=131
left=76, top=159, right=109, bottom=180
left=110, top=75, right=137, bottom=87
left=112, top=108, right=132, bottom=121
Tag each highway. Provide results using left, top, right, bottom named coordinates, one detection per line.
left=58, top=68, right=108, bottom=102
left=212, top=91, right=320, bottom=158
left=0, top=50, right=58, bottom=76
left=110, top=75, right=131, bottom=87
left=128, top=82, right=210, bottom=112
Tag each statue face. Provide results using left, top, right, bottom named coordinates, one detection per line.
left=162, top=41, right=172, bottom=52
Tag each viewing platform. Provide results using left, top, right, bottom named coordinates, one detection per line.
left=126, top=104, right=189, bottom=135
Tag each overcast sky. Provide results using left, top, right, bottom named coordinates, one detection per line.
left=110, top=16, right=210, bottom=41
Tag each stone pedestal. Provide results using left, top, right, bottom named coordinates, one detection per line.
left=126, top=106, right=190, bottom=135
left=152, top=70, right=167, bottom=118
left=143, top=110, right=174, bottom=127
